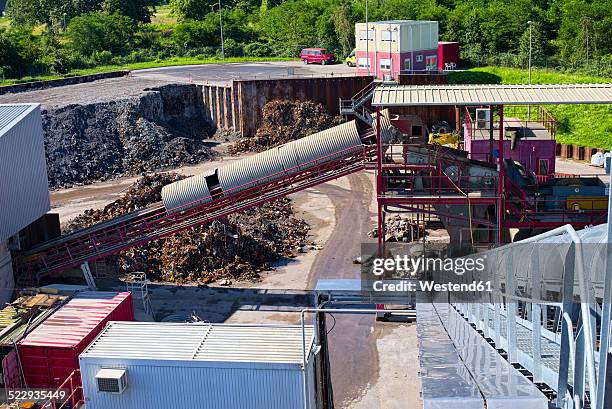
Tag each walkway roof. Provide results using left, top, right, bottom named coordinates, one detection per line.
left=371, top=83, right=612, bottom=107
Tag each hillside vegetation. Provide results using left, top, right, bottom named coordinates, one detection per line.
left=450, top=67, right=612, bottom=148
left=1, top=0, right=610, bottom=82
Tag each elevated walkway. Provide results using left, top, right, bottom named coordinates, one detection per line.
left=418, top=301, right=549, bottom=409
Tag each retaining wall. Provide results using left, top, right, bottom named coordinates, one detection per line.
left=203, top=76, right=375, bottom=137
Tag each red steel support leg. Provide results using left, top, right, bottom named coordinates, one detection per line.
left=376, top=108, right=384, bottom=255
left=497, top=105, right=505, bottom=245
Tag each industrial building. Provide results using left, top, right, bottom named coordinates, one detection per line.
left=0, top=64, right=611, bottom=409
left=79, top=323, right=317, bottom=409
left=354, top=20, right=440, bottom=78
left=0, top=104, right=50, bottom=304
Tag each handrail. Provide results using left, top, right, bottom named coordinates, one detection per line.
left=488, top=224, right=598, bottom=408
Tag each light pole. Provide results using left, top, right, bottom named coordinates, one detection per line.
left=527, top=20, right=533, bottom=123
left=212, top=0, right=225, bottom=60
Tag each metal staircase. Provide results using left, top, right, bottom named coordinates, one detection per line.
left=339, top=81, right=383, bottom=125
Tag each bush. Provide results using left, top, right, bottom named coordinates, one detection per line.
left=66, top=12, right=135, bottom=57
left=90, top=50, right=114, bottom=66
left=220, top=38, right=243, bottom=58
left=172, top=19, right=217, bottom=50
left=244, top=42, right=272, bottom=57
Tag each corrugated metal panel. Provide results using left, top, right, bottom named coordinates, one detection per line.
left=161, top=120, right=363, bottom=212
left=372, top=110, right=395, bottom=144
left=79, top=358, right=312, bottom=409
left=289, top=120, right=362, bottom=170
left=161, top=170, right=215, bottom=213
left=19, top=292, right=133, bottom=348
left=0, top=104, right=30, bottom=133
left=0, top=104, right=50, bottom=241
left=218, top=149, right=287, bottom=195
left=82, top=322, right=315, bottom=365
left=372, top=83, right=612, bottom=106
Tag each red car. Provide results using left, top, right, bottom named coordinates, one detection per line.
left=300, top=48, right=336, bottom=65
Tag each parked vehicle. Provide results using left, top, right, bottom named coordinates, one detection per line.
left=345, top=49, right=356, bottom=67
left=300, top=48, right=336, bottom=65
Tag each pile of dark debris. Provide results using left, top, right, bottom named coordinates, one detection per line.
left=228, top=99, right=341, bottom=154
left=67, top=173, right=311, bottom=284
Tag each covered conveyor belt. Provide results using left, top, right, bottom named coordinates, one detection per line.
left=15, top=119, right=391, bottom=283
left=418, top=301, right=548, bottom=409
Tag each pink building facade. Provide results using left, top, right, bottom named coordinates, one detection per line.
left=354, top=20, right=439, bottom=79
left=355, top=49, right=439, bottom=78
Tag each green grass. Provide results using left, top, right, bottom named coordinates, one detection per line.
left=0, top=56, right=296, bottom=86
left=151, top=5, right=177, bottom=25
left=449, top=66, right=612, bottom=149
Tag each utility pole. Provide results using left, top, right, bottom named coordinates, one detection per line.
left=212, top=0, right=225, bottom=59
left=527, top=20, right=533, bottom=123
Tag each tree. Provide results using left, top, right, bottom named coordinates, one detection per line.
left=170, top=0, right=211, bottom=21
left=102, top=0, right=157, bottom=23
left=331, top=0, right=355, bottom=56
left=518, top=21, right=547, bottom=67
left=65, top=12, right=134, bottom=57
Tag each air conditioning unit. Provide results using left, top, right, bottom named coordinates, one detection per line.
left=475, top=109, right=491, bottom=130
left=96, top=368, right=128, bottom=394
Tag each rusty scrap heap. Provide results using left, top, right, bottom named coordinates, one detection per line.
left=228, top=100, right=340, bottom=153
left=67, top=174, right=311, bottom=284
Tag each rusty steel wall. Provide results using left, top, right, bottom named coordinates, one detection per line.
left=202, top=75, right=456, bottom=136
left=202, top=77, right=375, bottom=137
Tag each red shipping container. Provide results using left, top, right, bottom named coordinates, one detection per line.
left=17, top=291, right=133, bottom=389
left=438, top=41, right=460, bottom=71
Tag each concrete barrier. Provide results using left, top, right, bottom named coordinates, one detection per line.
left=0, top=71, right=130, bottom=95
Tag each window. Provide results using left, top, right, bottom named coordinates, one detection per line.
left=426, top=55, right=437, bottom=70
left=403, top=59, right=411, bottom=71
left=380, top=58, right=391, bottom=70
left=416, top=55, right=424, bottom=62
left=359, top=30, right=374, bottom=40
left=358, top=57, right=371, bottom=68
left=381, top=30, right=396, bottom=41
left=538, top=159, right=549, bottom=175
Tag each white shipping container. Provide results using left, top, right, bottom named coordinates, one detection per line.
left=80, top=322, right=319, bottom=409
left=0, top=104, right=50, bottom=242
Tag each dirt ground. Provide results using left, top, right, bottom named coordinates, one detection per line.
left=52, top=151, right=421, bottom=408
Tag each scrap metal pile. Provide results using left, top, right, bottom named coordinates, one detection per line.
left=66, top=174, right=311, bottom=284
left=368, top=215, right=426, bottom=242
left=228, top=100, right=340, bottom=153
left=43, top=85, right=216, bottom=189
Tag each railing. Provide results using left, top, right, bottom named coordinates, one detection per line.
left=40, top=370, right=83, bottom=409
left=464, top=105, right=557, bottom=141
left=449, top=224, right=603, bottom=409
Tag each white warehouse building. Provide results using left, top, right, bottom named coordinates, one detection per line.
left=0, top=104, right=50, bottom=302
left=79, top=322, right=320, bottom=409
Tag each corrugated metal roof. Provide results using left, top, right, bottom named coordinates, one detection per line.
left=82, top=322, right=315, bottom=364
left=371, top=83, right=612, bottom=106
left=0, top=104, right=36, bottom=135
left=18, top=292, right=131, bottom=348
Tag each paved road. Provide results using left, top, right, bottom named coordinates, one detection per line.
left=131, top=60, right=358, bottom=85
